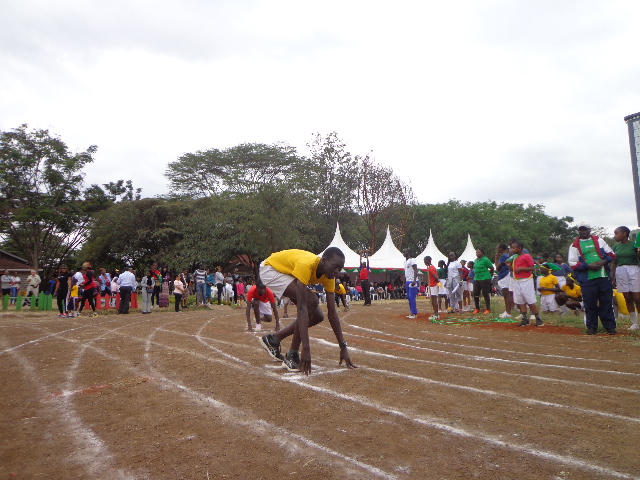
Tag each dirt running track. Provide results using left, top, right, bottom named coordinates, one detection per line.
left=1, top=301, right=639, bottom=479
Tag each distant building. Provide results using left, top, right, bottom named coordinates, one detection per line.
left=0, top=249, right=40, bottom=291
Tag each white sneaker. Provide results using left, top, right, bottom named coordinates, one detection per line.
left=429, top=315, right=439, bottom=321
left=255, top=323, right=262, bottom=331
left=629, top=323, right=639, bottom=331
left=406, top=314, right=417, bottom=319
left=499, top=311, right=511, bottom=318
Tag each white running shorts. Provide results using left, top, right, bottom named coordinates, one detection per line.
left=259, top=263, right=295, bottom=299
left=512, top=277, right=536, bottom=305
left=616, top=265, right=640, bottom=293
left=497, top=276, right=510, bottom=290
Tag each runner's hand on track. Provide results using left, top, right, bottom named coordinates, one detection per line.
left=339, top=349, right=358, bottom=369
left=300, top=345, right=312, bottom=375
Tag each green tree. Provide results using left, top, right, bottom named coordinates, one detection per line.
left=354, top=154, right=416, bottom=252
left=0, top=124, right=100, bottom=270
left=165, top=142, right=309, bottom=197
left=166, top=187, right=316, bottom=277
left=304, top=133, right=361, bottom=246
left=405, top=200, right=575, bottom=257
left=79, top=198, right=189, bottom=272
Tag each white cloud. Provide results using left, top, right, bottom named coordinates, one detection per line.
left=2, top=0, right=639, bottom=235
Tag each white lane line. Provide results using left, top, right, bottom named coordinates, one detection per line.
left=46, top=320, right=638, bottom=479
left=159, top=326, right=640, bottom=395
left=338, top=330, right=640, bottom=377
left=164, top=377, right=398, bottom=480
left=283, top=377, right=638, bottom=480
left=144, top=319, right=400, bottom=480
left=0, top=336, right=133, bottom=480
left=344, top=342, right=640, bottom=395
left=0, top=317, right=127, bottom=356
left=188, top=331, right=639, bottom=479
left=364, top=365, right=640, bottom=424
left=344, top=320, right=634, bottom=357
left=343, top=322, right=640, bottom=366
left=191, top=332, right=640, bottom=423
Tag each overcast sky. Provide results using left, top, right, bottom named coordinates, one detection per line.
left=2, top=0, right=639, bottom=235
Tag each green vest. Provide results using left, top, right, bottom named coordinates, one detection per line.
left=579, top=238, right=606, bottom=280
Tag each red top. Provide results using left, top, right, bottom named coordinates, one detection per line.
left=461, top=267, right=469, bottom=281
left=246, top=285, right=275, bottom=303
left=513, top=254, right=534, bottom=279
left=427, top=265, right=438, bottom=287
left=83, top=270, right=98, bottom=290
left=359, top=266, right=370, bottom=280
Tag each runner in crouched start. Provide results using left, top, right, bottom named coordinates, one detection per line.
left=258, top=247, right=357, bottom=374
left=245, top=281, right=280, bottom=333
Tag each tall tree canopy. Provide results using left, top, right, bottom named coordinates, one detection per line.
left=405, top=200, right=575, bottom=258
left=78, top=198, right=188, bottom=272
left=165, top=142, right=309, bottom=197
left=0, top=124, right=99, bottom=270
left=0, top=124, right=141, bottom=272
left=354, top=154, right=416, bottom=252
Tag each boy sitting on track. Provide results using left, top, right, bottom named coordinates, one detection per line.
left=258, top=247, right=357, bottom=374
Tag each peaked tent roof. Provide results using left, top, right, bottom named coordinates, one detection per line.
left=368, top=227, right=406, bottom=271
left=416, top=230, right=448, bottom=270
left=458, top=234, right=477, bottom=264
left=318, top=223, right=362, bottom=270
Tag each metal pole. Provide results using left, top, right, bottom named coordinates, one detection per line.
left=623, top=112, right=640, bottom=227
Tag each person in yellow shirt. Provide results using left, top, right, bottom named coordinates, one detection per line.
left=537, top=266, right=560, bottom=312
left=555, top=276, right=583, bottom=313
left=258, top=247, right=356, bottom=374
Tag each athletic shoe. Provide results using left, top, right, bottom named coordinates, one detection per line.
left=92, top=312, right=98, bottom=317
left=255, top=323, right=262, bottom=331
left=429, top=315, right=439, bottom=321
left=483, top=310, right=491, bottom=315
left=518, top=318, right=530, bottom=327
left=606, top=328, right=617, bottom=335
left=259, top=334, right=284, bottom=361
left=499, top=311, right=511, bottom=319
left=472, top=309, right=480, bottom=314
left=586, top=328, right=597, bottom=335
left=629, top=324, right=639, bottom=331
left=62, top=314, right=68, bottom=318
left=535, top=318, right=544, bottom=326
left=282, top=350, right=301, bottom=371
left=406, top=314, right=417, bottom=319
left=56, top=314, right=63, bottom=318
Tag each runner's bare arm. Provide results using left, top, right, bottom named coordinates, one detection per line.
left=325, top=292, right=357, bottom=369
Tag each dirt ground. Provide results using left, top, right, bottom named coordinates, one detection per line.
left=1, top=298, right=639, bottom=480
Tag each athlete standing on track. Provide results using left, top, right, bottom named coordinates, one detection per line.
left=358, top=251, right=371, bottom=306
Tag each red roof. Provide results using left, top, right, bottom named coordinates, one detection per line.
left=0, top=249, right=36, bottom=271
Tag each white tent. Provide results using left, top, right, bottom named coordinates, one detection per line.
left=368, top=227, right=406, bottom=271
left=318, top=223, right=362, bottom=270
left=458, top=234, right=477, bottom=264
left=416, top=229, right=448, bottom=270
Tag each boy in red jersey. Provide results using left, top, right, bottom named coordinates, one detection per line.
left=423, top=256, right=440, bottom=321
left=245, top=281, right=280, bottom=332
left=510, top=241, right=544, bottom=327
